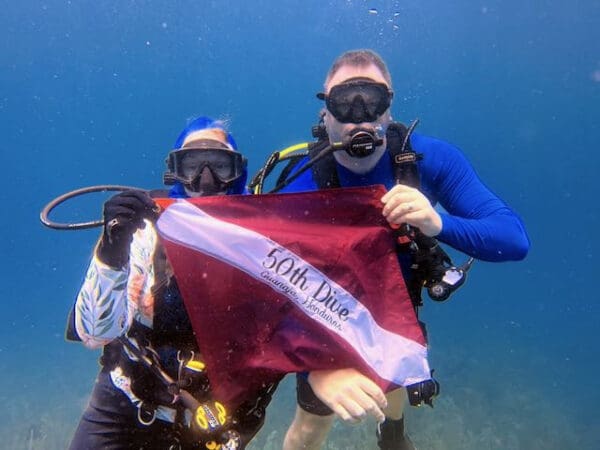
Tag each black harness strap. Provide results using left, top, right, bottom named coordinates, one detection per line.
left=385, top=121, right=422, bottom=188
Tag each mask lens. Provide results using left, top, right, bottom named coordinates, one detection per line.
left=172, top=148, right=243, bottom=184
left=326, top=81, right=392, bottom=123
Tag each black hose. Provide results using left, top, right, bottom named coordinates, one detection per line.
left=401, top=118, right=420, bottom=153
left=40, top=185, right=145, bottom=230
left=268, top=143, right=340, bottom=193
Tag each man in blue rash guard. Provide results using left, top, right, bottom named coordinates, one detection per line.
left=280, top=50, right=530, bottom=450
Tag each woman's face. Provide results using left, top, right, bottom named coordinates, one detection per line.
left=180, top=129, right=235, bottom=197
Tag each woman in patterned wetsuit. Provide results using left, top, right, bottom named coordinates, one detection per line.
left=67, top=117, right=278, bottom=450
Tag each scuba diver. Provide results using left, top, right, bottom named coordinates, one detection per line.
left=66, top=117, right=278, bottom=450
left=257, top=50, right=530, bottom=450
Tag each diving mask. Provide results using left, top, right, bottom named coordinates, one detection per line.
left=164, top=139, right=247, bottom=189
left=318, top=78, right=393, bottom=124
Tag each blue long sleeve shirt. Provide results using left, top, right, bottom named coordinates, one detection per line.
left=280, top=132, right=530, bottom=262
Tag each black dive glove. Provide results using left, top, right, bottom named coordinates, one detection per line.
left=96, top=190, right=158, bottom=268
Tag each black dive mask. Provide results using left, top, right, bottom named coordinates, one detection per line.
left=318, top=78, right=393, bottom=124
left=163, top=139, right=247, bottom=191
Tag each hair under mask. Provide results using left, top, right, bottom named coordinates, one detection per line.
left=173, top=116, right=238, bottom=150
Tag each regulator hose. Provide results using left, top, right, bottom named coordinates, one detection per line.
left=40, top=185, right=144, bottom=230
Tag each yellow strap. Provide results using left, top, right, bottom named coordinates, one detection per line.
left=252, top=142, right=310, bottom=194
left=215, top=401, right=227, bottom=425
left=195, top=407, right=209, bottom=431
left=278, top=142, right=309, bottom=158
left=185, top=359, right=206, bottom=372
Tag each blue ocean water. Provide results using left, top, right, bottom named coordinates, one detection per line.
left=1, top=1, right=599, bottom=448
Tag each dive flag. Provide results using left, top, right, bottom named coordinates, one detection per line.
left=155, top=186, right=430, bottom=410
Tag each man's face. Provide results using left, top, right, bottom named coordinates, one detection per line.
left=323, top=63, right=392, bottom=173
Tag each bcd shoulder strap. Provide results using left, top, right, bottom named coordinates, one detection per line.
left=385, top=121, right=422, bottom=189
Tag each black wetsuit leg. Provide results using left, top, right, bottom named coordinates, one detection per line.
left=68, top=369, right=187, bottom=450
left=377, top=417, right=416, bottom=450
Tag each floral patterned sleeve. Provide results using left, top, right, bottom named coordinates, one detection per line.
left=74, top=222, right=157, bottom=349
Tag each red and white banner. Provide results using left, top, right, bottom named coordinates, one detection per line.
left=156, top=186, right=430, bottom=409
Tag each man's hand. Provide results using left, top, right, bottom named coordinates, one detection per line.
left=381, top=184, right=442, bottom=237
left=308, top=369, right=387, bottom=424
left=96, top=190, right=158, bottom=268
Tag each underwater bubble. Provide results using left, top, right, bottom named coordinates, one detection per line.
left=161, top=22, right=168, bottom=28
left=146, top=40, right=151, bottom=46
left=368, top=8, right=378, bottom=15
left=394, top=12, right=400, bottom=17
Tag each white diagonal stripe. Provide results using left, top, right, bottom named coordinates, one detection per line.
left=157, top=200, right=430, bottom=386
